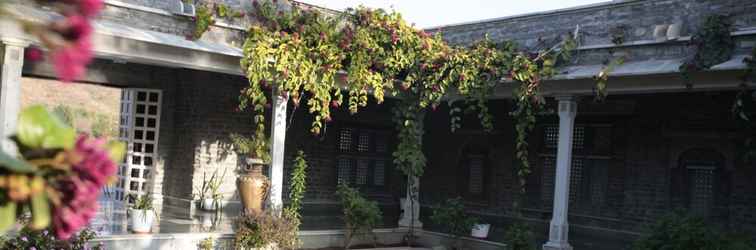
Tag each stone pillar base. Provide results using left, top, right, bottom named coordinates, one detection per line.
left=543, top=242, right=573, bottom=250
left=398, top=218, right=423, bottom=228
left=398, top=197, right=422, bottom=228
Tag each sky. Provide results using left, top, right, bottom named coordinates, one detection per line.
left=297, top=0, right=611, bottom=28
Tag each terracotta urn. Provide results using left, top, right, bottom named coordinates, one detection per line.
left=237, top=157, right=269, bottom=215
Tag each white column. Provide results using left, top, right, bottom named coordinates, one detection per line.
left=543, top=95, right=577, bottom=250
left=398, top=175, right=422, bottom=228
left=0, top=38, right=27, bottom=154
left=268, top=89, right=288, bottom=211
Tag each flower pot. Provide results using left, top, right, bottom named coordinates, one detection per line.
left=129, top=208, right=155, bottom=233
left=237, top=157, right=269, bottom=215
left=471, top=223, right=490, bottom=238
left=201, top=198, right=217, bottom=211
left=200, top=212, right=214, bottom=228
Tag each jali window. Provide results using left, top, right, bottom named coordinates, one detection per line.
left=336, top=127, right=391, bottom=189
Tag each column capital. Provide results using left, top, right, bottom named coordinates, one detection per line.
left=554, top=95, right=577, bottom=102
left=557, top=98, right=577, bottom=117
left=1, top=37, right=30, bottom=48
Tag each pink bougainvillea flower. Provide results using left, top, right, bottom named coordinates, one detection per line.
left=52, top=46, right=84, bottom=82
left=52, top=135, right=118, bottom=239
left=54, top=15, right=93, bottom=41
left=50, top=15, right=94, bottom=83
left=24, top=47, right=44, bottom=62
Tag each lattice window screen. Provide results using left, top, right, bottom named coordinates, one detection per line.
left=544, top=126, right=585, bottom=149
left=569, top=158, right=584, bottom=203
left=573, top=127, right=585, bottom=149
left=688, top=166, right=715, bottom=216
left=336, top=127, right=391, bottom=187
left=589, top=160, right=608, bottom=207
left=339, top=128, right=353, bottom=151
left=357, top=131, right=370, bottom=152
left=356, top=159, right=369, bottom=185
left=541, top=157, right=556, bottom=204
left=375, top=135, right=388, bottom=153
left=545, top=127, right=559, bottom=148
left=468, top=156, right=484, bottom=194
left=373, top=160, right=385, bottom=186
left=337, top=158, right=352, bottom=185
left=115, top=89, right=161, bottom=202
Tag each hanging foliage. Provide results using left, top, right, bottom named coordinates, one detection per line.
left=594, top=57, right=625, bottom=102
left=392, top=97, right=426, bottom=177
left=509, top=37, right=576, bottom=201
left=239, top=0, right=576, bottom=187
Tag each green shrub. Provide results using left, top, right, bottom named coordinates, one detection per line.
left=503, top=222, right=535, bottom=250
left=284, top=150, right=307, bottom=219
left=633, top=212, right=755, bottom=250
left=234, top=211, right=300, bottom=250
left=336, top=184, right=382, bottom=249
left=430, top=197, right=478, bottom=238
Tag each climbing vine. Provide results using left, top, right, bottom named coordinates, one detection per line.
left=509, top=38, right=576, bottom=205
left=190, top=2, right=245, bottom=40
left=679, top=14, right=734, bottom=86
left=238, top=1, right=577, bottom=205
left=192, top=3, right=215, bottom=39
left=392, top=97, right=426, bottom=177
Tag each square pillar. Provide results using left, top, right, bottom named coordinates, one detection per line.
left=543, top=95, right=577, bottom=250
left=0, top=39, right=28, bottom=154
left=268, top=89, right=288, bottom=210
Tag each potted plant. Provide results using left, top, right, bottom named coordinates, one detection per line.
left=129, top=194, right=157, bottom=233
left=199, top=237, right=214, bottom=250
left=230, top=133, right=270, bottom=215
left=197, top=168, right=227, bottom=211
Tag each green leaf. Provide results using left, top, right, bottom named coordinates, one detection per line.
left=29, top=192, right=50, bottom=230
left=17, top=106, right=75, bottom=149
left=0, top=201, right=17, bottom=234
left=0, top=149, right=35, bottom=173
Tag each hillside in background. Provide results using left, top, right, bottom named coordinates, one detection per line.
left=20, top=77, right=121, bottom=139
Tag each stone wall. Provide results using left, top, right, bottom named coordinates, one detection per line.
left=419, top=91, right=756, bottom=236
left=436, top=0, right=756, bottom=46
left=432, top=0, right=756, bottom=68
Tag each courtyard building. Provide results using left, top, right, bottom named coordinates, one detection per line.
left=0, top=0, right=755, bottom=249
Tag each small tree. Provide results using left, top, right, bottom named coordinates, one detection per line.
left=504, top=222, right=535, bottom=250
left=430, top=197, right=478, bottom=249
left=336, top=184, right=382, bottom=249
